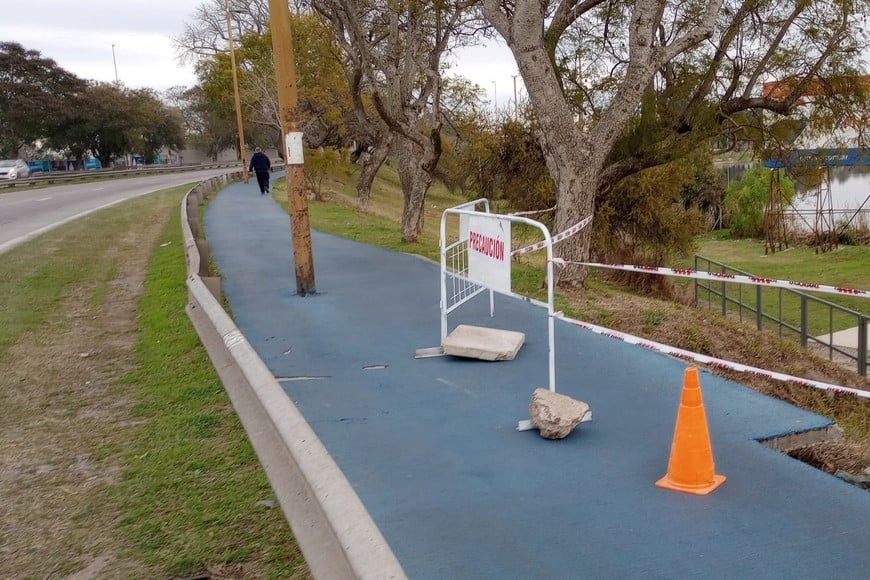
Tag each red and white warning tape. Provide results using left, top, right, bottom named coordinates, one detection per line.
left=556, top=315, right=870, bottom=399
left=512, top=214, right=593, bottom=256
left=557, top=262, right=870, bottom=299
left=507, top=216, right=867, bottom=395
left=508, top=213, right=867, bottom=298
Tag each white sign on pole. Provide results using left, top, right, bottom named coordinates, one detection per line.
left=467, top=214, right=511, bottom=294
left=285, top=132, right=304, bottom=165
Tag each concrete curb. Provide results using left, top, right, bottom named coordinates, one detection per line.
left=181, top=176, right=406, bottom=580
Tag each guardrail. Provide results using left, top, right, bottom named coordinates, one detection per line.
left=181, top=175, right=406, bottom=580
left=694, top=255, right=868, bottom=376
left=1, top=162, right=243, bottom=189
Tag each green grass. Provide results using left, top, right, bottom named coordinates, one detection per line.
left=0, top=200, right=145, bottom=356
left=309, top=200, right=441, bottom=261
left=694, top=236, right=870, bottom=291
left=682, top=236, right=870, bottom=335
left=0, top=185, right=305, bottom=578
left=115, top=196, right=306, bottom=578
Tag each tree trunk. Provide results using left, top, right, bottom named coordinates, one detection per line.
left=551, top=165, right=598, bottom=285
left=509, top=42, right=602, bottom=286
left=483, top=0, right=682, bottom=286
left=395, top=136, right=433, bottom=242
left=356, top=135, right=391, bottom=212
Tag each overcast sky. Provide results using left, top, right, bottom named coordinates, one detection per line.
left=2, top=0, right=520, bottom=108
left=2, top=0, right=199, bottom=91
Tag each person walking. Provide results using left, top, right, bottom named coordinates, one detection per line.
left=249, top=147, right=271, bottom=194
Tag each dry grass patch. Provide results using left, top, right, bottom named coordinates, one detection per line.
left=0, top=193, right=173, bottom=578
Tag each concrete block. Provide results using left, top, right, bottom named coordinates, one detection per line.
left=442, top=324, right=525, bottom=361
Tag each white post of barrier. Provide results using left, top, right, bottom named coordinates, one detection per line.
left=544, top=224, right=555, bottom=392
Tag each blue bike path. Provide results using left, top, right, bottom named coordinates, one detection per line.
left=204, top=181, right=870, bottom=579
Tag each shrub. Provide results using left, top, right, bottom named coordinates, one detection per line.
left=723, top=165, right=795, bottom=238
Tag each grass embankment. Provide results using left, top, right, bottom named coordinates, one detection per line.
left=689, top=235, right=870, bottom=336
left=275, top=157, right=870, bottom=476
left=0, top=185, right=307, bottom=578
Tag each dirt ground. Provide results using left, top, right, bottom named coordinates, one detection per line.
left=0, top=221, right=164, bottom=577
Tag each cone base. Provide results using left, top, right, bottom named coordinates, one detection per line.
left=655, top=473, right=726, bottom=496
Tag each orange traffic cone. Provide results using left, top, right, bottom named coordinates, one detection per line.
left=656, top=367, right=726, bottom=495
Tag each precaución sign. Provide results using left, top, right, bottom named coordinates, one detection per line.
left=467, top=214, right=511, bottom=294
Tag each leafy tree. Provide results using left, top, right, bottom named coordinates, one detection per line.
left=195, top=53, right=248, bottom=160
left=595, top=161, right=705, bottom=266
left=482, top=0, right=870, bottom=285
left=234, top=16, right=351, bottom=152
left=133, top=90, right=186, bottom=163
left=436, top=76, right=493, bottom=196
left=679, top=150, right=727, bottom=229
left=724, top=166, right=795, bottom=238
left=490, top=116, right=555, bottom=213
left=48, top=83, right=184, bottom=167
left=452, top=110, right=557, bottom=212
left=177, top=0, right=275, bottom=161
left=0, top=42, right=86, bottom=157
left=47, top=83, right=130, bottom=167
left=181, top=5, right=350, bottom=162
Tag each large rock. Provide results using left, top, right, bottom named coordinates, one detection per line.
left=529, top=388, right=590, bottom=439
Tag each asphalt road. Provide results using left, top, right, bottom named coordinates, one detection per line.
left=0, top=167, right=238, bottom=254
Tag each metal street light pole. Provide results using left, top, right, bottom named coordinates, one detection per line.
left=111, top=44, right=119, bottom=83
left=269, top=0, right=315, bottom=295
left=492, top=80, right=497, bottom=114
left=512, top=74, right=519, bottom=120
left=225, top=0, right=249, bottom=181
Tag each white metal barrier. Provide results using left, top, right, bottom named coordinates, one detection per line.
left=439, top=199, right=558, bottom=391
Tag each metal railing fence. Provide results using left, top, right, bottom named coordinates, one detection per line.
left=693, top=255, right=868, bottom=376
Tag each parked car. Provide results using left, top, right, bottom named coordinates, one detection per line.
left=0, top=159, right=31, bottom=180
left=84, top=158, right=102, bottom=170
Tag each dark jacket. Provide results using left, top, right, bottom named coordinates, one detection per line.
left=249, top=151, right=271, bottom=173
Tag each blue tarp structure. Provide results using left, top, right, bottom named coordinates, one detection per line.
left=765, top=147, right=870, bottom=168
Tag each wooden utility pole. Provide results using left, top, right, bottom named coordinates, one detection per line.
left=224, top=0, right=248, bottom=181
left=269, top=0, right=316, bottom=295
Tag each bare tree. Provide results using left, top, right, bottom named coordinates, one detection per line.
left=314, top=0, right=480, bottom=241
left=177, top=3, right=350, bottom=157
left=174, top=0, right=272, bottom=60
left=345, top=63, right=393, bottom=212
left=483, top=0, right=870, bottom=285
